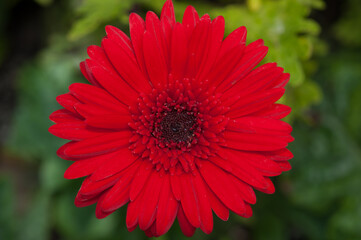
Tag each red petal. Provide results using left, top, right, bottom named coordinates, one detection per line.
left=180, top=174, right=201, bottom=228
left=57, top=141, right=77, bottom=160
left=252, top=103, right=292, bottom=120
left=90, top=148, right=138, bottom=181
left=245, top=38, right=266, bottom=52
left=273, top=72, right=290, bottom=88
left=275, top=161, right=292, bottom=171
left=73, top=103, right=117, bottom=118
left=99, top=161, right=140, bottom=212
left=219, top=44, right=268, bottom=91
left=161, top=0, right=175, bottom=27
left=146, top=11, right=169, bottom=72
left=197, top=16, right=225, bottom=82
left=264, top=148, right=294, bottom=161
left=193, top=171, right=213, bottom=234
left=227, top=117, right=292, bottom=135
left=101, top=38, right=151, bottom=93
left=182, top=6, right=199, bottom=39
left=79, top=173, right=121, bottom=196
left=49, top=121, right=104, bottom=141
left=64, top=151, right=120, bottom=179
left=223, top=130, right=291, bottom=152
left=170, top=23, right=188, bottom=81
left=143, top=29, right=168, bottom=87
left=170, top=174, right=182, bottom=201
left=80, top=61, right=101, bottom=87
left=105, top=25, right=132, bottom=56
left=185, top=16, right=211, bottom=78
left=243, top=203, right=253, bottom=218
left=86, top=61, right=138, bottom=106
left=254, top=177, right=275, bottom=194
left=161, top=0, right=175, bottom=60
left=138, top=171, right=163, bottom=230
left=207, top=43, right=245, bottom=88
left=222, top=63, right=282, bottom=99
left=87, top=45, right=115, bottom=71
left=129, top=161, right=153, bottom=201
left=227, top=62, right=289, bottom=92
left=199, top=161, right=246, bottom=216
left=227, top=88, right=286, bottom=118
left=144, top=222, right=157, bottom=237
left=218, top=26, right=247, bottom=58
left=64, top=132, right=132, bottom=158
left=56, top=93, right=78, bottom=114
left=212, top=152, right=268, bottom=190
left=85, top=114, right=131, bottom=130
left=69, top=83, right=124, bottom=112
left=129, top=13, right=147, bottom=75
left=95, top=190, right=114, bottom=219
left=231, top=176, right=256, bottom=204
left=74, top=193, right=100, bottom=207
left=49, top=109, right=81, bottom=123
left=177, top=205, right=196, bottom=237
left=203, top=180, right=229, bottom=221
left=208, top=155, right=233, bottom=172
left=234, top=151, right=284, bottom=177
left=155, top=174, right=179, bottom=236
left=126, top=195, right=142, bottom=229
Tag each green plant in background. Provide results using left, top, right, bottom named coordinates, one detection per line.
left=1, top=0, right=361, bottom=239
left=290, top=50, right=361, bottom=240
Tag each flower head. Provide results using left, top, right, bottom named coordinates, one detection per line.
left=49, top=0, right=293, bottom=237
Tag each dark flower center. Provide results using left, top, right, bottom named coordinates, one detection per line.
left=129, top=80, right=227, bottom=173
left=152, top=106, right=200, bottom=150
left=159, top=110, right=197, bottom=144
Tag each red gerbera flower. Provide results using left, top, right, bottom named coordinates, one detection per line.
left=49, top=0, right=293, bottom=237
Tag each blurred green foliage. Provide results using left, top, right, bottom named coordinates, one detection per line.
left=333, top=0, right=361, bottom=47
left=290, top=50, right=361, bottom=240
left=68, top=0, right=133, bottom=41
left=1, top=0, right=361, bottom=239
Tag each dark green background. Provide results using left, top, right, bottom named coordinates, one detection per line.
left=1, top=0, right=360, bottom=239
